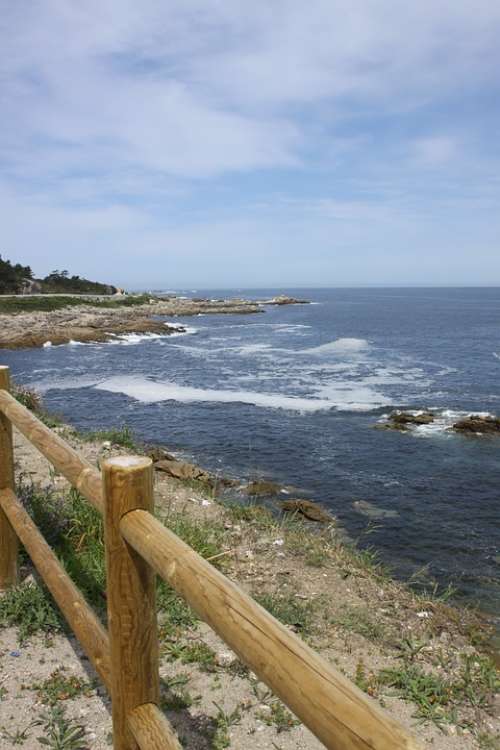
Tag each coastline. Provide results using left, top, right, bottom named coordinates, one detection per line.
left=0, top=294, right=259, bottom=349
left=0, top=398, right=498, bottom=748
left=0, top=293, right=310, bottom=349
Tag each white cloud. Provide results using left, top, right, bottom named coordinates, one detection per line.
left=1, top=2, right=500, bottom=284
left=2, top=1, right=500, bottom=182
left=412, top=136, right=458, bottom=166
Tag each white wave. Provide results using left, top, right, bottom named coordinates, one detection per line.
left=312, top=383, right=391, bottom=410
left=32, top=375, right=101, bottom=392
left=493, top=352, right=500, bottom=360
left=43, top=341, right=52, bottom=348
left=106, top=332, right=166, bottom=346
left=105, top=324, right=191, bottom=346
left=236, top=343, right=273, bottom=355
left=168, top=325, right=198, bottom=337
left=95, top=376, right=334, bottom=412
left=303, top=338, right=369, bottom=355
left=94, top=375, right=390, bottom=413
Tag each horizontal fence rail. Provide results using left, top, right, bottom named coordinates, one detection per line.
left=0, top=387, right=102, bottom=511
left=121, top=509, right=420, bottom=750
left=0, top=366, right=423, bottom=750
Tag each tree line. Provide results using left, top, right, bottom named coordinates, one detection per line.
left=0, top=256, right=117, bottom=295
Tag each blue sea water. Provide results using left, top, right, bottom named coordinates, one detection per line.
left=1, top=287, right=499, bottom=631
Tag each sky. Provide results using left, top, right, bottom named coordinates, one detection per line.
left=1, top=1, right=500, bottom=289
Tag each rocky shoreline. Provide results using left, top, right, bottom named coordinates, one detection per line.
left=0, top=293, right=307, bottom=349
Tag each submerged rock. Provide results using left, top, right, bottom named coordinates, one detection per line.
left=280, top=499, right=334, bottom=523
left=353, top=500, right=399, bottom=519
left=453, top=415, right=500, bottom=435
left=245, top=480, right=284, bottom=496
left=378, top=411, right=435, bottom=431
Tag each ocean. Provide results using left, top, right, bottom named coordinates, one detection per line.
left=2, top=287, right=499, bottom=637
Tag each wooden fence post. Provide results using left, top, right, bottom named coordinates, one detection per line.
left=102, top=456, right=159, bottom=750
left=0, top=366, right=18, bottom=589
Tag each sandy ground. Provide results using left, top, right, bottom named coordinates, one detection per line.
left=0, top=428, right=498, bottom=749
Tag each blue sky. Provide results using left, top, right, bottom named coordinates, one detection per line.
left=1, top=1, right=499, bottom=288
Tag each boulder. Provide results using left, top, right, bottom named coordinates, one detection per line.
left=280, top=499, right=334, bottom=523
left=146, top=446, right=177, bottom=463
left=154, top=458, right=214, bottom=486
left=390, top=411, right=434, bottom=426
left=378, top=411, right=435, bottom=431
left=452, top=415, right=500, bottom=435
left=245, top=480, right=284, bottom=496
left=154, top=457, right=238, bottom=488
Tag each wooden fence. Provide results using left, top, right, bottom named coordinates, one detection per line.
left=0, top=365, right=422, bottom=750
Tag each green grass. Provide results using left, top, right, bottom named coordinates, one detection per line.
left=31, top=668, right=96, bottom=706
left=378, top=653, right=500, bottom=728
left=332, top=605, right=386, bottom=642
left=256, top=700, right=300, bottom=733
left=254, top=592, right=318, bottom=636
left=11, top=382, right=63, bottom=428
left=6, top=483, right=228, bottom=643
left=35, top=705, right=87, bottom=750
left=210, top=703, right=241, bottom=750
left=0, top=293, right=155, bottom=314
left=160, top=674, right=197, bottom=711
left=477, top=732, right=500, bottom=749
left=354, top=659, right=379, bottom=696
left=163, top=640, right=217, bottom=672
left=0, top=582, right=63, bottom=643
left=79, top=424, right=137, bottom=450
left=0, top=722, right=34, bottom=746
left=379, top=664, right=454, bottom=726
left=11, top=382, right=41, bottom=411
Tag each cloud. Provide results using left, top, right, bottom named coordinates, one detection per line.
left=412, top=136, right=458, bottom=166
left=1, top=2, right=499, bottom=284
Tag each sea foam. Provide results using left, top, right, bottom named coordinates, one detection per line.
left=304, top=338, right=369, bottom=355
left=95, top=376, right=334, bottom=412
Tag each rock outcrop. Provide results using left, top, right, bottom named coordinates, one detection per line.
left=0, top=295, right=264, bottom=349
left=245, top=480, right=284, bottom=496
left=378, top=411, right=435, bottom=431
left=280, top=498, right=334, bottom=523
left=453, top=415, right=500, bottom=435
left=153, top=453, right=238, bottom=488
left=261, top=295, right=310, bottom=306
left=154, top=458, right=215, bottom=485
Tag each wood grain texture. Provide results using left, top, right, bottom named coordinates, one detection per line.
left=127, top=703, right=183, bottom=750
left=0, top=487, right=111, bottom=689
left=0, top=367, right=18, bottom=588
left=121, top=510, right=423, bottom=750
left=103, top=457, right=159, bottom=750
left=0, top=389, right=102, bottom=512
